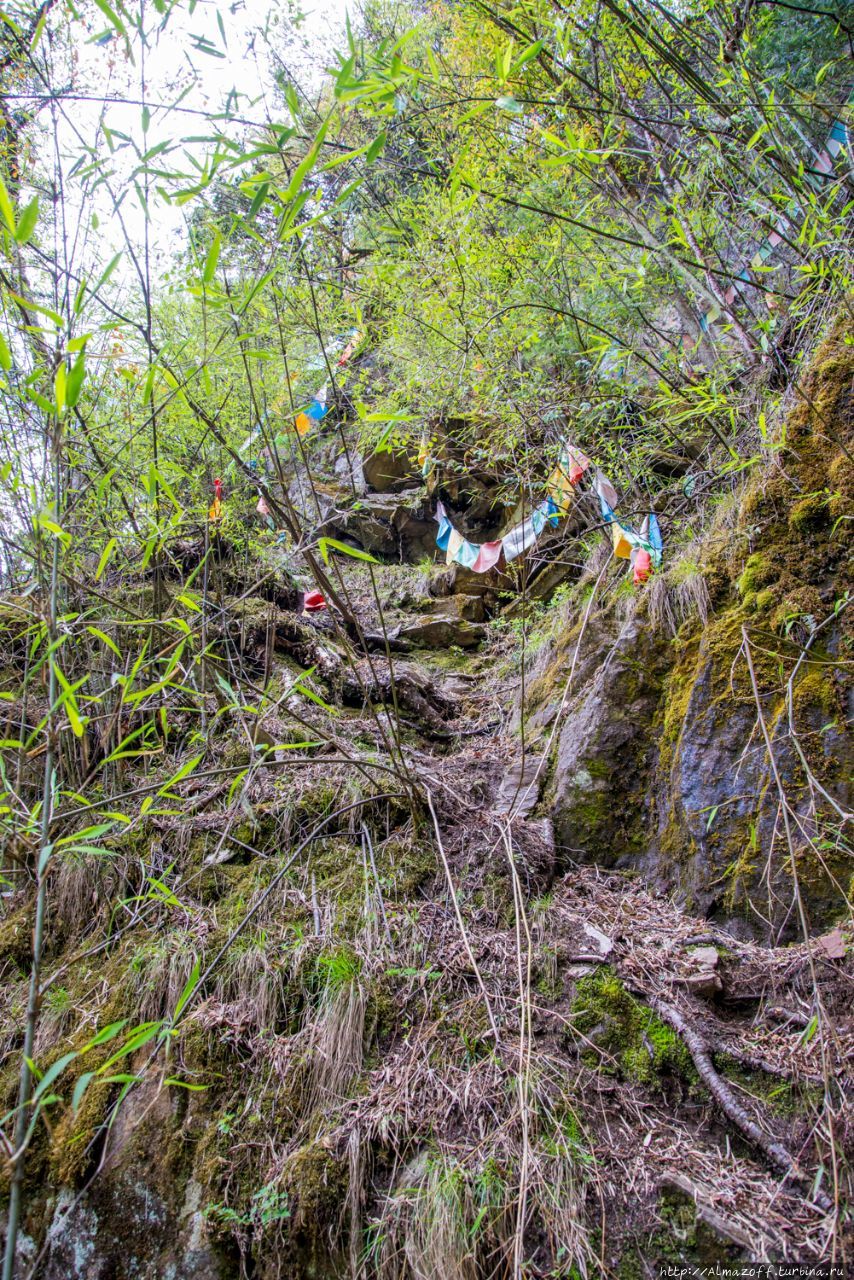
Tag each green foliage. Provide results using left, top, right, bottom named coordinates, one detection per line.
left=205, top=1180, right=290, bottom=1230
left=314, top=946, right=361, bottom=992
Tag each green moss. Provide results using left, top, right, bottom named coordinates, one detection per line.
left=366, top=979, right=398, bottom=1045
left=536, top=944, right=561, bottom=999
left=754, top=586, right=777, bottom=613
left=790, top=669, right=838, bottom=719
left=281, top=1140, right=349, bottom=1253
left=788, top=492, right=830, bottom=535
left=770, top=586, right=823, bottom=634
left=0, top=902, right=35, bottom=972
left=49, top=1052, right=115, bottom=1185
left=571, top=968, right=695, bottom=1086
left=716, top=1056, right=820, bottom=1117
left=736, top=553, right=774, bottom=597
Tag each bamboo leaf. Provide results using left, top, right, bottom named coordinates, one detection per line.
left=281, top=119, right=330, bottom=202
left=203, top=228, right=221, bottom=283
left=38, top=517, right=71, bottom=546
left=52, top=662, right=85, bottom=737
left=55, top=822, right=116, bottom=848
left=29, top=10, right=47, bottom=48
left=66, top=351, right=86, bottom=407
left=14, top=197, right=38, bottom=244
left=82, top=1019, right=128, bottom=1051
left=91, top=0, right=127, bottom=42
left=510, top=39, right=544, bottom=75
left=93, top=253, right=123, bottom=295
left=10, top=292, right=63, bottom=326
left=98, top=1021, right=165, bottom=1073
left=366, top=130, right=387, bottom=163
left=157, top=752, right=204, bottom=796
left=54, top=362, right=67, bottom=412
left=32, top=1051, right=77, bottom=1104
left=95, top=537, right=117, bottom=580
left=71, top=1071, right=95, bottom=1113
left=0, top=178, right=15, bottom=234
left=172, top=957, right=201, bottom=1021
left=317, top=537, right=379, bottom=566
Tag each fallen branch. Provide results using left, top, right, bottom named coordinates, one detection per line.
left=641, top=992, right=831, bottom=1209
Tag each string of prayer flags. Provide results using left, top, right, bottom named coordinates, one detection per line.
left=432, top=440, right=663, bottom=586
left=445, top=526, right=465, bottom=565
left=208, top=478, right=224, bottom=522
left=633, top=548, right=652, bottom=584
left=295, top=385, right=329, bottom=436
left=435, top=503, right=453, bottom=554
left=612, top=522, right=633, bottom=559
left=547, top=441, right=591, bottom=514
left=646, top=512, right=663, bottom=564
left=631, top=515, right=663, bottom=585
left=434, top=495, right=561, bottom=572
left=292, top=330, right=360, bottom=436
left=502, top=498, right=560, bottom=563
left=472, top=541, right=504, bottom=573
left=336, top=329, right=361, bottom=366
left=593, top=470, right=620, bottom=517
left=597, top=471, right=662, bottom=572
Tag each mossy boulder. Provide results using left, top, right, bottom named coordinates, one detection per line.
left=546, top=615, right=672, bottom=870
left=571, top=968, right=694, bottom=1086
left=278, top=1141, right=349, bottom=1273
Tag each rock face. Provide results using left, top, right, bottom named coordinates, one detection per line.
left=529, top=523, right=851, bottom=936
left=547, top=615, right=671, bottom=864
left=531, top=320, right=853, bottom=941
left=41, top=1081, right=229, bottom=1280
left=394, top=613, right=486, bottom=649
left=494, top=755, right=544, bottom=818
left=312, top=491, right=438, bottom=561
left=538, top=601, right=850, bottom=939
left=361, top=446, right=421, bottom=493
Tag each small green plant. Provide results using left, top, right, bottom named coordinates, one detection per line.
left=315, top=946, right=361, bottom=991
left=44, top=986, right=71, bottom=1016
left=205, top=1180, right=290, bottom=1232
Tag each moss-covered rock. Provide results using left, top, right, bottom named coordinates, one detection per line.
left=531, top=312, right=852, bottom=939
left=570, top=968, right=695, bottom=1087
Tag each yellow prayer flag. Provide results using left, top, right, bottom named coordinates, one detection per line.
left=612, top=523, right=632, bottom=559
left=445, top=528, right=464, bottom=566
